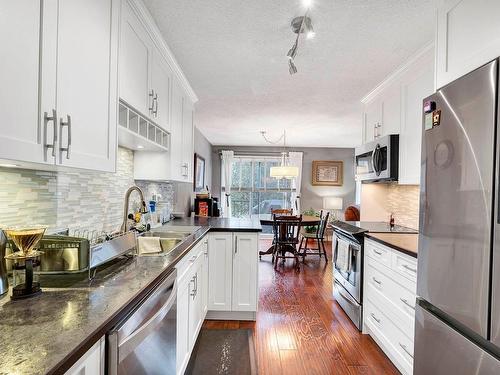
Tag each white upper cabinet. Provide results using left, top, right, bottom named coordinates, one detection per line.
left=0, top=0, right=118, bottom=172
left=182, top=99, right=194, bottom=181
left=55, top=0, right=118, bottom=171
left=0, top=1, right=48, bottom=165
left=360, top=44, right=434, bottom=185
left=399, top=58, right=434, bottom=185
left=436, top=0, right=500, bottom=89
left=120, top=0, right=152, bottom=115
left=151, top=49, right=172, bottom=131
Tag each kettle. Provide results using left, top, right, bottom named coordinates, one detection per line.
left=0, top=230, right=8, bottom=295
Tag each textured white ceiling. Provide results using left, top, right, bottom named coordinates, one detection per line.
left=143, top=0, right=435, bottom=147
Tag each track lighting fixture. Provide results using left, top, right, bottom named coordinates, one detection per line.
left=286, top=3, right=315, bottom=74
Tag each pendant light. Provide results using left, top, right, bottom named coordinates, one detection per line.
left=261, top=130, right=299, bottom=179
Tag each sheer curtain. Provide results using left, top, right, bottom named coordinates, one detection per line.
left=221, top=150, right=234, bottom=217
left=288, top=151, right=303, bottom=213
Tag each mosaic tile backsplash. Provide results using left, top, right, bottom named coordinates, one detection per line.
left=360, top=183, right=420, bottom=230
left=0, top=148, right=179, bottom=234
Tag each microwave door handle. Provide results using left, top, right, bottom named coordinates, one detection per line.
left=117, top=278, right=177, bottom=362
left=372, top=145, right=379, bottom=176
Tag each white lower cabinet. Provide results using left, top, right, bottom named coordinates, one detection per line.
left=176, top=236, right=208, bottom=375
left=207, top=232, right=259, bottom=318
left=64, top=336, right=105, bottom=375
left=363, top=239, right=417, bottom=375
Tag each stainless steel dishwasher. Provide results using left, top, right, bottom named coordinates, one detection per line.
left=108, top=269, right=177, bottom=374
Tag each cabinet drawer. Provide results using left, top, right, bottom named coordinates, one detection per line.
left=364, top=301, right=413, bottom=375
left=365, top=240, right=392, bottom=268
left=392, top=251, right=418, bottom=283
left=365, top=259, right=416, bottom=338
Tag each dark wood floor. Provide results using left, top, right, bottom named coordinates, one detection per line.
left=203, top=239, right=399, bottom=375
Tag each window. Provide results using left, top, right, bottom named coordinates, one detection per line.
left=223, top=156, right=295, bottom=219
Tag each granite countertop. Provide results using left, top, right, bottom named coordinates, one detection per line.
left=330, top=220, right=418, bottom=235
left=0, top=217, right=261, bottom=375
left=365, top=232, right=418, bottom=258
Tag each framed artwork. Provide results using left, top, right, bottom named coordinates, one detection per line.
left=194, top=153, right=206, bottom=191
left=312, top=160, right=343, bottom=186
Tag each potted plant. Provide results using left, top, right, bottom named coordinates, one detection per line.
left=302, top=208, right=320, bottom=233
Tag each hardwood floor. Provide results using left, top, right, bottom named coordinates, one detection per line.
left=202, top=239, right=400, bottom=375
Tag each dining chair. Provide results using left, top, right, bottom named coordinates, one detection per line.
left=272, top=214, right=303, bottom=270
left=299, top=210, right=330, bottom=261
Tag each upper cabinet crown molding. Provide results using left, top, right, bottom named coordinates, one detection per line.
left=361, top=42, right=435, bottom=105
left=436, top=0, right=500, bottom=88
left=126, top=0, right=198, bottom=104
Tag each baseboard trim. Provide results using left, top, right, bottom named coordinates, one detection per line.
left=206, top=310, right=257, bottom=321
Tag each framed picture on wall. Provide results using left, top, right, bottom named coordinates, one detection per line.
left=312, top=160, right=343, bottom=186
left=194, top=153, right=206, bottom=191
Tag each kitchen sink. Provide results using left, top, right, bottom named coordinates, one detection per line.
left=138, top=226, right=199, bottom=255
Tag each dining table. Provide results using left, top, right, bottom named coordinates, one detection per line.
left=258, top=214, right=321, bottom=257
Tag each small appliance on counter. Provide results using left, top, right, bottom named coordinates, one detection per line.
left=3, top=226, right=46, bottom=299
left=194, top=197, right=220, bottom=217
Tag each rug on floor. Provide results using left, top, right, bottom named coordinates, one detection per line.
left=185, top=329, right=257, bottom=375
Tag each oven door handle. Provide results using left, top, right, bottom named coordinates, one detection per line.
left=115, top=274, right=177, bottom=364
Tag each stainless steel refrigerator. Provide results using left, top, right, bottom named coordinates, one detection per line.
left=415, top=59, right=500, bottom=373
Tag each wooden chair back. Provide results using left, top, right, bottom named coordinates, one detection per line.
left=272, top=214, right=303, bottom=246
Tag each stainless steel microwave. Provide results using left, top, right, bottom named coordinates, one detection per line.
left=355, top=134, right=399, bottom=182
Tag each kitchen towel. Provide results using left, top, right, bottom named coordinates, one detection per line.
left=137, top=236, right=162, bottom=254
left=336, top=239, right=351, bottom=273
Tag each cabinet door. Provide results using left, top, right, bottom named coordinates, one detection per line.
left=201, top=238, right=209, bottom=317
left=188, top=267, right=199, bottom=350
left=65, top=337, right=104, bottom=375
left=436, top=0, right=500, bottom=89
left=232, top=233, right=259, bottom=312
left=170, top=79, right=184, bottom=181
left=399, top=64, right=434, bottom=185
left=0, top=1, right=53, bottom=165
left=182, top=100, right=194, bottom=181
left=208, top=233, right=233, bottom=311
left=176, top=278, right=191, bottom=375
left=363, top=99, right=382, bottom=143
left=120, top=0, right=152, bottom=115
left=381, top=86, right=401, bottom=137
left=151, top=50, right=171, bottom=132
left=56, top=0, right=118, bottom=172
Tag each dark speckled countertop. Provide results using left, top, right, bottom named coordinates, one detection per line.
left=0, top=217, right=261, bottom=375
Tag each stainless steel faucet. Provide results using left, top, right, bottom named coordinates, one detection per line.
left=121, top=186, right=149, bottom=233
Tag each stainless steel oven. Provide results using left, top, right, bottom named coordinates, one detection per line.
left=355, top=134, right=399, bottom=182
left=332, top=230, right=363, bottom=330
left=108, top=269, right=177, bottom=374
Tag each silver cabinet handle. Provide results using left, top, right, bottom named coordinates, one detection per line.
left=44, top=109, right=57, bottom=157
left=372, top=276, right=382, bottom=285
left=370, top=313, right=381, bottom=323
left=60, top=115, right=71, bottom=159
left=403, top=264, right=417, bottom=273
left=153, top=93, right=158, bottom=116
left=149, top=89, right=155, bottom=113
left=235, top=235, right=238, bottom=255
left=399, top=343, right=413, bottom=358
left=190, top=276, right=196, bottom=297
left=373, top=249, right=383, bottom=255
left=189, top=255, right=197, bottom=263
left=194, top=273, right=198, bottom=296
left=400, top=297, right=415, bottom=310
